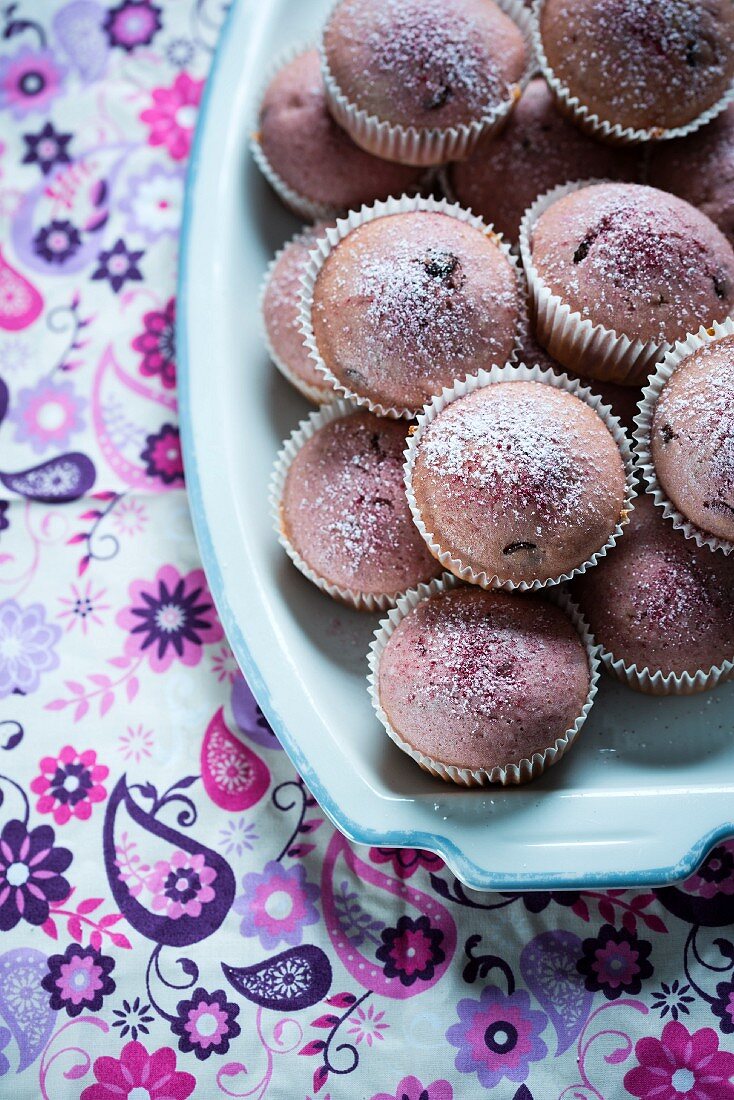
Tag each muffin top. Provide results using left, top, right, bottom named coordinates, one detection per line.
left=651, top=334, right=734, bottom=543
left=311, top=210, right=520, bottom=413
left=448, top=78, right=635, bottom=241
left=540, top=0, right=734, bottom=132
left=378, top=586, right=591, bottom=770
left=323, top=0, right=528, bottom=131
left=262, top=225, right=336, bottom=402
left=573, top=495, right=734, bottom=674
left=531, top=183, right=734, bottom=345
left=410, top=380, right=628, bottom=585
left=281, top=410, right=442, bottom=598
left=258, top=49, right=425, bottom=209
left=647, top=103, right=734, bottom=248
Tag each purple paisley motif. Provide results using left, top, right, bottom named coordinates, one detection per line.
left=53, top=1, right=110, bottom=83
left=0, top=947, right=55, bottom=1073
left=520, top=931, right=593, bottom=1056
left=222, top=945, right=332, bottom=1011
left=231, top=673, right=282, bottom=751
left=103, top=776, right=235, bottom=947
left=0, top=453, right=96, bottom=502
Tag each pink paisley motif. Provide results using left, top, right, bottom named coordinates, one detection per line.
left=0, top=246, right=43, bottom=330
left=200, top=707, right=270, bottom=811
left=321, top=832, right=456, bottom=1000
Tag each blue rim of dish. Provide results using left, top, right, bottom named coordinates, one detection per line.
left=176, top=0, right=733, bottom=892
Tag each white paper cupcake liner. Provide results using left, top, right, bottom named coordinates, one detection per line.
left=596, top=646, right=734, bottom=697
left=519, top=179, right=671, bottom=386
left=532, top=0, right=734, bottom=146
left=404, top=362, right=638, bottom=591
left=259, top=227, right=341, bottom=405
left=634, top=318, right=734, bottom=556
left=270, top=398, right=437, bottom=611
left=367, top=576, right=600, bottom=785
left=320, top=0, right=534, bottom=167
left=299, top=192, right=528, bottom=420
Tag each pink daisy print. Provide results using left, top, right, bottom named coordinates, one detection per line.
left=57, top=581, right=110, bottom=635
left=139, top=73, right=204, bottom=161
left=624, top=1020, right=734, bottom=1100
left=30, top=745, right=109, bottom=826
left=145, top=851, right=216, bottom=920
left=80, top=1040, right=195, bottom=1100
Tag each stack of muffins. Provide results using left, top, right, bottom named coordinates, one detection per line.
left=257, top=0, right=734, bottom=787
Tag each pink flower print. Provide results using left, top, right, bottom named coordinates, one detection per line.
left=118, top=725, right=154, bottom=763
left=372, top=1077, right=453, bottom=1100
left=80, top=1040, right=195, bottom=1100
left=112, top=497, right=148, bottom=537
left=10, top=378, right=86, bottom=454
left=447, top=985, right=548, bottom=1090
left=30, top=745, right=109, bottom=825
left=346, top=1002, right=389, bottom=1047
left=132, top=298, right=176, bottom=389
left=116, top=565, right=223, bottom=673
left=624, top=1020, right=734, bottom=1100
left=140, top=73, right=204, bottom=161
left=234, top=860, right=320, bottom=950
left=210, top=645, right=239, bottom=684
left=41, top=941, right=115, bottom=1016
left=369, top=847, right=444, bottom=879
left=57, top=581, right=110, bottom=635
left=684, top=843, right=734, bottom=899
left=170, top=987, right=241, bottom=1061
left=0, top=47, right=66, bottom=119
left=141, top=423, right=184, bottom=485
left=145, top=851, right=216, bottom=919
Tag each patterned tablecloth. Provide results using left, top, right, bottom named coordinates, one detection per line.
left=2, top=3, right=734, bottom=1098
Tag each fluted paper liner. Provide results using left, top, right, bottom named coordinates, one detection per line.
left=596, top=647, right=734, bottom=697
left=320, top=0, right=534, bottom=166
left=519, top=178, right=672, bottom=385
left=367, top=575, right=600, bottom=786
left=299, top=193, right=528, bottom=420
left=259, top=227, right=340, bottom=405
left=532, top=0, right=734, bottom=146
left=271, top=399, right=438, bottom=611
left=634, top=318, right=734, bottom=557
left=404, top=362, right=637, bottom=591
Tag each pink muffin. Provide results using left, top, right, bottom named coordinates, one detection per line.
left=573, top=495, right=734, bottom=685
left=262, top=225, right=337, bottom=404
left=447, top=78, right=636, bottom=241
left=278, top=409, right=442, bottom=606
left=256, top=49, right=426, bottom=216
left=409, top=380, right=628, bottom=586
left=376, top=586, right=592, bottom=780
left=309, top=209, right=520, bottom=415
left=647, top=103, right=734, bottom=248
left=322, top=0, right=529, bottom=164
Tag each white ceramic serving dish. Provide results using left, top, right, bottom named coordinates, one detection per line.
left=178, top=0, right=734, bottom=890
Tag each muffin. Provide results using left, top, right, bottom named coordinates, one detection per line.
left=275, top=405, right=443, bottom=607
left=572, top=495, right=734, bottom=692
left=322, top=0, right=530, bottom=165
left=254, top=49, right=426, bottom=219
left=525, top=182, right=734, bottom=382
left=647, top=103, right=734, bottom=248
left=372, top=584, right=594, bottom=783
left=447, top=78, right=636, bottom=241
left=538, top=0, right=734, bottom=137
left=408, top=376, right=630, bottom=587
left=648, top=333, right=734, bottom=545
left=262, top=225, right=337, bottom=404
left=306, top=206, right=521, bottom=416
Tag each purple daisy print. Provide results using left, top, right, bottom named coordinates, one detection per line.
left=170, top=987, right=241, bottom=1060
left=22, top=121, right=73, bottom=175
left=91, top=238, right=144, bottom=293
left=0, top=819, right=72, bottom=931
left=104, top=0, right=163, bottom=51
left=0, top=599, right=61, bottom=698
left=234, top=860, right=320, bottom=950
left=376, top=914, right=445, bottom=987
left=145, top=851, right=216, bottom=920
left=10, top=377, right=86, bottom=454
left=41, top=942, right=116, bottom=1016
left=33, top=219, right=82, bottom=265
left=132, top=298, right=176, bottom=389
left=446, top=985, right=547, bottom=1090
left=0, top=46, right=66, bottom=118
left=576, top=924, right=653, bottom=1000
left=141, top=423, right=184, bottom=484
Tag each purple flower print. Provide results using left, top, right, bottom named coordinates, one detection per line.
left=447, top=986, right=547, bottom=1090
left=41, top=941, right=116, bottom=1017
left=104, top=0, right=162, bottom=51
left=0, top=599, right=61, bottom=698
left=650, top=979, right=695, bottom=1022
left=30, top=745, right=109, bottom=826
left=145, top=851, right=216, bottom=920
left=91, top=238, right=144, bottom=293
left=0, top=46, right=66, bottom=118
left=132, top=298, right=176, bottom=389
left=577, top=924, right=653, bottom=1001
left=684, top=844, right=734, bottom=899
left=372, top=1076, right=453, bottom=1100
left=141, top=424, right=184, bottom=485
left=112, top=997, right=155, bottom=1042
left=116, top=564, right=223, bottom=673
left=0, top=819, right=72, bottom=931
left=119, top=165, right=183, bottom=242
left=369, top=847, right=444, bottom=880
left=502, top=890, right=581, bottom=913
left=234, top=860, right=320, bottom=950
left=33, top=219, right=82, bottom=265
left=22, top=122, right=72, bottom=175
left=376, top=915, right=445, bottom=987
left=712, top=980, right=734, bottom=1035
left=10, top=377, right=86, bottom=454
left=170, top=987, right=241, bottom=1061
left=0, top=501, right=9, bottom=533
left=624, top=1020, right=734, bottom=1100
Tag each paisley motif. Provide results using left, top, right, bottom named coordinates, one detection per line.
left=103, top=775, right=235, bottom=947
left=0, top=247, right=43, bottom=331
left=0, top=948, right=54, bottom=1073
left=0, top=453, right=96, bottom=503
left=200, top=707, right=270, bottom=811
left=321, top=832, right=456, bottom=1000
left=53, top=0, right=110, bottom=82
left=520, top=931, right=592, bottom=1056
left=222, top=945, right=332, bottom=1012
